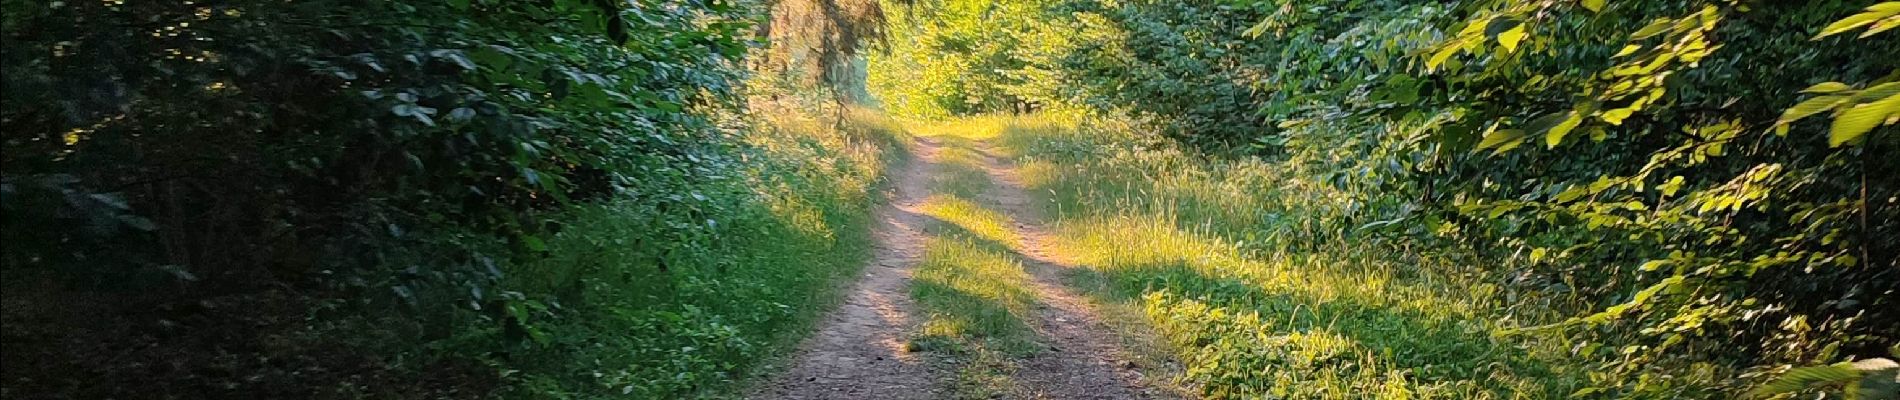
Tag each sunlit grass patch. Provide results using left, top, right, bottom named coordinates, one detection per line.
left=903, top=120, right=1056, bottom=398
left=1052, top=215, right=1485, bottom=322
left=909, top=115, right=1010, bottom=141
left=910, top=113, right=1074, bottom=160
left=926, top=157, right=992, bottom=198
left=906, top=127, right=1039, bottom=352
left=909, top=232, right=1044, bottom=399
left=911, top=235, right=1043, bottom=356
left=748, top=106, right=911, bottom=198
left=917, top=194, right=1021, bottom=250
left=1057, top=215, right=1576, bottom=399
left=996, top=114, right=1589, bottom=399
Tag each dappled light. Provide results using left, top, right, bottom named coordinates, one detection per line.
left=6, top=0, right=1895, bottom=399
left=918, top=195, right=1023, bottom=251
left=861, top=0, right=1898, bottom=396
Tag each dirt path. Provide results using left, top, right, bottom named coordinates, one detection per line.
left=751, top=138, right=947, bottom=400
left=754, top=134, right=1166, bottom=399
left=973, top=145, right=1159, bottom=400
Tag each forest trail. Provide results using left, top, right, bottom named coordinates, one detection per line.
left=751, top=136, right=946, bottom=399
left=754, top=129, right=1163, bottom=399
left=970, top=142, right=1158, bottom=399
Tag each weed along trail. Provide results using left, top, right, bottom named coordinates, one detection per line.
left=973, top=142, right=1158, bottom=400
left=17, top=1, right=1893, bottom=398
left=896, top=121, right=1163, bottom=400
left=756, top=121, right=1166, bottom=400
left=753, top=136, right=949, bottom=399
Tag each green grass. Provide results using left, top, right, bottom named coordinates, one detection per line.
left=985, top=114, right=1594, bottom=399
left=462, top=106, right=911, bottom=398
left=910, top=195, right=1038, bottom=355
left=902, top=119, right=1052, bottom=398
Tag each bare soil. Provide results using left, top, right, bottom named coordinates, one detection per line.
left=750, top=138, right=946, bottom=400
left=974, top=145, right=1162, bottom=400
left=754, top=137, right=1177, bottom=400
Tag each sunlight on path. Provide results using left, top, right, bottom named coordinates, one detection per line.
left=906, top=120, right=1173, bottom=399
left=977, top=142, right=1163, bottom=400
left=756, top=117, right=1189, bottom=400
left=751, top=137, right=947, bottom=400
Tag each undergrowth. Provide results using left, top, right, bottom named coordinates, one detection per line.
left=337, top=105, right=908, bottom=399
left=993, top=114, right=1597, bottom=399
left=508, top=106, right=908, bottom=398
left=866, top=0, right=1900, bottom=396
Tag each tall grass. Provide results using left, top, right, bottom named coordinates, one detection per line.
left=991, top=114, right=1595, bottom=399
left=462, top=106, right=910, bottom=398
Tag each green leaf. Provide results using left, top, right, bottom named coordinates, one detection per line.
left=1613, top=44, right=1643, bottom=57
left=1548, top=112, right=1583, bottom=148
left=521, top=235, right=548, bottom=252
left=1581, top=0, right=1605, bottom=13
left=1745, top=363, right=1862, bottom=399
left=1555, top=186, right=1588, bottom=203
left=1801, top=82, right=1852, bottom=94
left=1659, top=176, right=1686, bottom=196
left=1855, top=358, right=1900, bottom=400
left=1426, top=40, right=1464, bottom=71
left=1484, top=17, right=1519, bottom=38
left=1462, top=17, right=1494, bottom=37
left=1855, top=82, right=1900, bottom=102
left=1600, top=108, right=1636, bottom=125
left=1498, top=24, right=1528, bottom=53
left=1631, top=19, right=1673, bottom=40
left=449, top=107, right=476, bottom=122
left=1577, top=275, right=1683, bottom=325
left=1478, top=128, right=1528, bottom=153
left=1814, top=3, right=1900, bottom=40
left=1777, top=95, right=1850, bottom=126
left=1243, top=17, right=1274, bottom=38
left=1829, top=95, right=1898, bottom=147
left=1864, top=15, right=1900, bottom=38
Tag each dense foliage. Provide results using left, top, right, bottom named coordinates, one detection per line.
left=867, top=0, right=1047, bottom=117
left=872, top=0, right=1898, bottom=397
left=3, top=0, right=902, bottom=398
left=6, top=0, right=1895, bottom=397
left=759, top=0, right=889, bottom=97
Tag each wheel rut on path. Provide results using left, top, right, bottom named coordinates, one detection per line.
left=973, top=145, right=1159, bottom=400
left=751, top=138, right=946, bottom=400
left=754, top=135, right=1169, bottom=400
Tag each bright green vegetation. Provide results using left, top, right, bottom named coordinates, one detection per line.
left=485, top=108, right=909, bottom=397
left=7, top=0, right=1898, bottom=398
left=999, top=116, right=1585, bottom=398
left=905, top=123, right=1046, bottom=397
left=871, top=0, right=1900, bottom=398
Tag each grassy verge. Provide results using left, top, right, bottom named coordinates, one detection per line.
left=991, top=115, right=1592, bottom=399
left=903, top=120, right=1049, bottom=398
left=446, top=105, right=910, bottom=398
left=0, top=104, right=908, bottom=400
